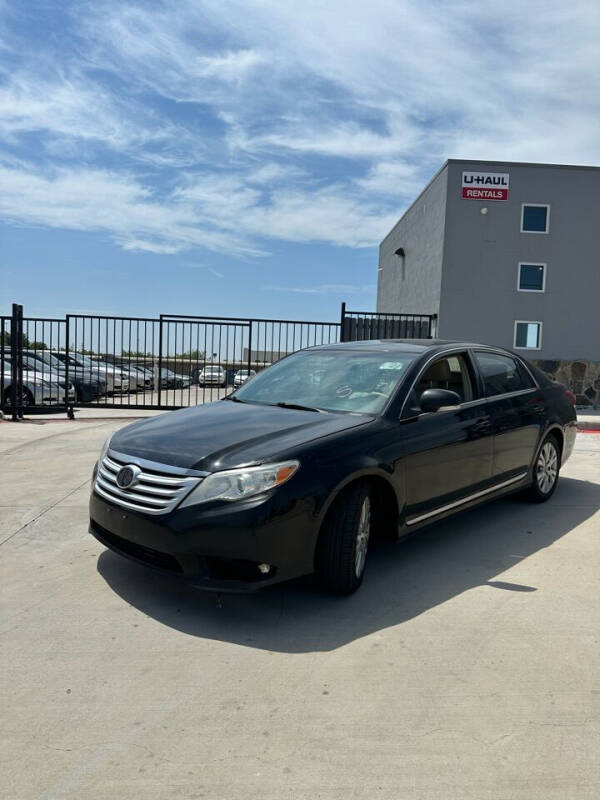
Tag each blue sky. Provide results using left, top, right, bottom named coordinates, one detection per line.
left=1, top=0, right=599, bottom=321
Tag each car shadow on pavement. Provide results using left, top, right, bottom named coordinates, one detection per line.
left=97, top=476, right=599, bottom=653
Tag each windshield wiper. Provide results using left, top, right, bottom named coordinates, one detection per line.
left=224, top=395, right=246, bottom=403
left=275, top=402, right=324, bottom=413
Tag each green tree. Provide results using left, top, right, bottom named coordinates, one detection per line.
left=0, top=332, right=47, bottom=350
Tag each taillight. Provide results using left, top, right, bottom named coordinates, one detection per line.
left=565, top=389, right=576, bottom=406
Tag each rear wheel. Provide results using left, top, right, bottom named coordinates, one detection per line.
left=527, top=434, right=560, bottom=502
left=5, top=387, right=34, bottom=407
left=315, top=482, right=372, bottom=594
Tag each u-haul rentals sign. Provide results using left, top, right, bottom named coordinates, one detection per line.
left=462, top=171, right=509, bottom=201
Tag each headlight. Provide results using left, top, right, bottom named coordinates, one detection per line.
left=178, top=460, right=299, bottom=509
left=98, top=434, right=112, bottom=463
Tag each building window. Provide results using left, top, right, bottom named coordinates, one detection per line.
left=518, top=263, right=546, bottom=292
left=473, top=351, right=535, bottom=397
left=514, top=321, right=542, bottom=349
left=521, top=204, right=550, bottom=233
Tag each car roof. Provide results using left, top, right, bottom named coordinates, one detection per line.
left=307, top=338, right=504, bottom=354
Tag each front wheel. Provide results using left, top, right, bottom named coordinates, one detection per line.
left=527, top=434, right=560, bottom=502
left=315, top=482, right=372, bottom=594
left=5, top=387, right=34, bottom=407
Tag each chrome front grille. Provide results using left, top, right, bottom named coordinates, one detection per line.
left=95, top=452, right=205, bottom=515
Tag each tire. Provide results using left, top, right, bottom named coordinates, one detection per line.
left=5, top=387, right=34, bottom=407
left=315, top=482, right=373, bottom=594
left=527, top=434, right=561, bottom=503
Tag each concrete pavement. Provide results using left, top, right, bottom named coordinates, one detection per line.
left=1, top=417, right=599, bottom=799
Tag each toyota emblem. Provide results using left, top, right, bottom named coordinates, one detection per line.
left=116, top=465, right=141, bottom=489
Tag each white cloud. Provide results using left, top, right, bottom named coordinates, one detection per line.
left=0, top=0, right=599, bottom=259
left=246, top=162, right=305, bottom=185
left=182, top=261, right=225, bottom=278
left=0, top=165, right=260, bottom=256
left=0, top=163, right=396, bottom=254
left=265, top=284, right=376, bottom=295
left=81, top=0, right=600, bottom=166
left=354, top=161, right=423, bottom=197
left=81, top=4, right=267, bottom=102
left=0, top=72, right=203, bottom=165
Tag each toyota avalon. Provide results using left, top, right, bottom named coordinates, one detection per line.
left=90, top=340, right=577, bottom=594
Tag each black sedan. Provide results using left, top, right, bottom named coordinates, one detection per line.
left=90, top=340, right=577, bottom=594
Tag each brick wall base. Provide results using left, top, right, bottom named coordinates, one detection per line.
left=532, top=360, right=600, bottom=407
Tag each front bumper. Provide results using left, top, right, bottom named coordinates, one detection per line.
left=89, top=486, right=316, bottom=592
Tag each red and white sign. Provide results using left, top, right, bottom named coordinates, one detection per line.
left=462, top=171, right=509, bottom=201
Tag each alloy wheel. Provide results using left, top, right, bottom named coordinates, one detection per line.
left=354, top=496, right=371, bottom=578
left=536, top=441, right=558, bottom=494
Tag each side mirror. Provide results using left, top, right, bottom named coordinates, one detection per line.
left=419, top=388, right=461, bottom=413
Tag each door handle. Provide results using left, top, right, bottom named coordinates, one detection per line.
left=472, top=417, right=493, bottom=434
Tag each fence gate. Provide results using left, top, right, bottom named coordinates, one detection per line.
left=159, top=313, right=341, bottom=408
left=1, top=304, right=72, bottom=420
left=66, top=314, right=163, bottom=410
left=2, top=302, right=437, bottom=418
left=158, top=315, right=251, bottom=408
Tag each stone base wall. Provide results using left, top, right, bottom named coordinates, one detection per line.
left=532, top=360, right=600, bottom=407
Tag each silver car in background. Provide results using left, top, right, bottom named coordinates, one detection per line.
left=198, top=365, right=226, bottom=387
left=233, top=369, right=256, bottom=387
left=49, top=352, right=132, bottom=392
left=2, top=358, right=75, bottom=406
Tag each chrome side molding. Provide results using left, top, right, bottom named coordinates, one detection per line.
left=406, top=472, right=528, bottom=526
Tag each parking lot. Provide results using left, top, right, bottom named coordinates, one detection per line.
left=85, top=385, right=231, bottom=408
left=1, top=415, right=599, bottom=799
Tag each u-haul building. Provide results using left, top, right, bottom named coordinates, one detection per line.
left=376, top=159, right=600, bottom=404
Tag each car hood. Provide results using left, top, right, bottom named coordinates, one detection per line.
left=58, top=368, right=103, bottom=381
left=109, top=400, right=373, bottom=471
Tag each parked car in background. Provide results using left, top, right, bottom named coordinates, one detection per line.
left=90, top=339, right=577, bottom=595
left=1, top=356, right=75, bottom=406
left=129, top=365, right=190, bottom=390
left=23, top=349, right=107, bottom=402
left=233, top=369, right=256, bottom=388
left=161, top=368, right=191, bottom=389
left=129, top=365, right=157, bottom=388
left=120, top=365, right=150, bottom=390
left=195, top=365, right=226, bottom=387
left=49, top=352, right=132, bottom=392
left=2, top=364, right=45, bottom=408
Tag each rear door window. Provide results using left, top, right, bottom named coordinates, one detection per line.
left=474, top=352, right=535, bottom=397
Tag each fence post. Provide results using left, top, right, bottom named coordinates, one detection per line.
left=157, top=316, right=163, bottom=407
left=247, top=321, right=253, bottom=374
left=429, top=314, right=438, bottom=339
left=339, top=302, right=346, bottom=342
left=64, top=315, right=71, bottom=418
left=10, top=304, right=24, bottom=420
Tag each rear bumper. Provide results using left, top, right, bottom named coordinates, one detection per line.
left=89, top=487, right=317, bottom=592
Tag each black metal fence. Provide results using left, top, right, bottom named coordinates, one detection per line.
left=340, top=304, right=437, bottom=341
left=1, top=303, right=436, bottom=418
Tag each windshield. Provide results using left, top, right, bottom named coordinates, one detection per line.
left=76, top=354, right=99, bottom=367
left=204, top=366, right=222, bottom=372
left=233, top=349, right=416, bottom=414
left=37, top=352, right=64, bottom=369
